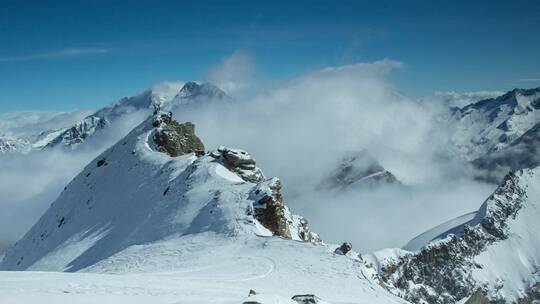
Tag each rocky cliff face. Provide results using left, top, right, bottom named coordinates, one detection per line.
left=372, top=168, right=540, bottom=304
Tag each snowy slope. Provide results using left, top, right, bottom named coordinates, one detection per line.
left=402, top=211, right=478, bottom=252
left=0, top=236, right=405, bottom=304
left=372, top=167, right=540, bottom=303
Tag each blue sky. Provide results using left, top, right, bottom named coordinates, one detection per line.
left=1, top=0, right=539, bottom=112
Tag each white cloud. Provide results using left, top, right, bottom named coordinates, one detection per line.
left=206, top=50, right=256, bottom=95
left=0, top=48, right=109, bottom=62
left=172, top=56, right=496, bottom=252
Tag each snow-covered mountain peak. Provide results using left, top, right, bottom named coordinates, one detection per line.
left=42, top=81, right=228, bottom=149
left=0, top=111, right=316, bottom=272
left=173, top=81, right=228, bottom=104
left=318, top=150, right=400, bottom=190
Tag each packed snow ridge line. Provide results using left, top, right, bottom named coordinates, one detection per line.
left=0, top=110, right=319, bottom=271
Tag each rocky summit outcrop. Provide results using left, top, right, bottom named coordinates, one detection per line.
left=210, top=146, right=265, bottom=183
left=374, top=168, right=540, bottom=304
left=152, top=111, right=205, bottom=157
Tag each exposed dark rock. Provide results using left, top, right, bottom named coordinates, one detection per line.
left=252, top=178, right=290, bottom=238
left=97, top=159, right=107, bottom=167
left=248, top=289, right=257, bottom=296
left=210, top=146, right=265, bottom=183
left=250, top=178, right=318, bottom=242
left=152, top=112, right=205, bottom=157
left=334, top=242, right=352, bottom=255
left=292, top=294, right=321, bottom=304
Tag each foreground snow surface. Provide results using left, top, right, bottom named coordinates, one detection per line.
left=0, top=234, right=406, bottom=304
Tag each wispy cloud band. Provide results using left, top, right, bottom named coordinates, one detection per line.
left=0, top=48, right=109, bottom=62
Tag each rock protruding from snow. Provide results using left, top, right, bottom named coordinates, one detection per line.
left=334, top=242, right=352, bottom=255
left=251, top=178, right=319, bottom=242
left=375, top=168, right=540, bottom=304
left=210, top=146, right=265, bottom=183
left=292, top=294, right=321, bottom=304
left=152, top=111, right=205, bottom=157
left=318, top=150, right=399, bottom=191
left=251, top=178, right=291, bottom=238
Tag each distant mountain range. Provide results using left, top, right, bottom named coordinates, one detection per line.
left=0, top=81, right=228, bottom=153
